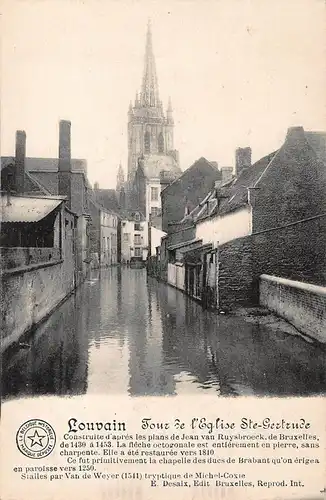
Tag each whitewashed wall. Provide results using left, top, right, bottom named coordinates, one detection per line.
left=196, top=206, right=252, bottom=246
left=151, top=226, right=166, bottom=254
left=146, top=180, right=162, bottom=219
left=168, top=263, right=185, bottom=291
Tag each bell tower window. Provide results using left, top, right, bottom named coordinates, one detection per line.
left=144, top=130, right=151, bottom=153
left=158, top=132, right=164, bottom=153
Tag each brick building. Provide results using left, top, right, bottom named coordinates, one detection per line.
left=152, top=126, right=326, bottom=312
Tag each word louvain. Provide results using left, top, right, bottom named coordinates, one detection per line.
left=67, top=418, right=127, bottom=433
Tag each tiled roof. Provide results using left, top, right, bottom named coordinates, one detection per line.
left=216, top=151, right=277, bottom=216
left=120, top=209, right=146, bottom=222
left=89, top=196, right=120, bottom=217
left=25, top=172, right=52, bottom=195
left=93, top=189, right=120, bottom=212
left=162, top=157, right=220, bottom=194
left=305, top=132, right=326, bottom=163
left=1, top=160, right=52, bottom=196
left=1, top=156, right=88, bottom=174
left=183, top=151, right=277, bottom=223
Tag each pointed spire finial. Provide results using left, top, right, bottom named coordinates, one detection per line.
left=140, top=20, right=159, bottom=108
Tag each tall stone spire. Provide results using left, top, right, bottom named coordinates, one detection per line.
left=140, top=19, right=159, bottom=108
left=116, top=162, right=125, bottom=192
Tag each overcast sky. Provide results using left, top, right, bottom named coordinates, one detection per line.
left=1, top=0, right=326, bottom=188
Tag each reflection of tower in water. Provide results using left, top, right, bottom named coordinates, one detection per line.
left=127, top=270, right=174, bottom=395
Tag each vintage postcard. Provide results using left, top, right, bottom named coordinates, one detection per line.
left=1, top=0, right=325, bottom=499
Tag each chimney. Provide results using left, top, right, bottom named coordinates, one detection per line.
left=214, top=180, right=223, bottom=190
left=220, top=166, right=233, bottom=185
left=94, top=181, right=99, bottom=190
left=235, top=147, right=252, bottom=177
left=15, top=130, right=26, bottom=193
left=58, top=120, right=72, bottom=209
left=285, top=126, right=306, bottom=148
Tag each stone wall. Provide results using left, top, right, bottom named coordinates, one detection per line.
left=218, top=237, right=254, bottom=310
left=252, top=128, right=326, bottom=232
left=260, top=275, right=326, bottom=343
left=1, top=210, right=77, bottom=352
left=166, top=223, right=196, bottom=248
left=0, top=247, right=60, bottom=269
left=217, top=215, right=326, bottom=310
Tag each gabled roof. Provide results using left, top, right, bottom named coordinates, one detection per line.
left=26, top=171, right=52, bottom=195
left=216, top=151, right=277, bottom=216
left=119, top=209, right=146, bottom=222
left=183, top=151, right=278, bottom=223
left=161, top=157, right=220, bottom=194
left=93, top=188, right=120, bottom=212
left=1, top=159, right=52, bottom=196
left=89, top=196, right=120, bottom=217
left=1, top=156, right=88, bottom=174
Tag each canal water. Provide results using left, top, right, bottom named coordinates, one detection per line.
left=2, top=268, right=326, bottom=399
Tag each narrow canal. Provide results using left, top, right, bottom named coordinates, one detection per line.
left=2, top=268, right=326, bottom=399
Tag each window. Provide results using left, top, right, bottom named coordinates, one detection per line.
left=134, top=212, right=140, bottom=221
left=134, top=234, right=141, bottom=245
left=158, top=132, right=164, bottom=153
left=134, top=247, right=142, bottom=257
left=151, top=207, right=160, bottom=217
left=123, top=233, right=130, bottom=242
left=134, top=223, right=141, bottom=231
left=151, top=187, right=159, bottom=201
left=144, top=130, right=151, bottom=153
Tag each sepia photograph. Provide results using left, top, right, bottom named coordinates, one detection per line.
left=0, top=1, right=326, bottom=499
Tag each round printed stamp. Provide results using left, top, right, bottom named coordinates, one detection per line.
left=16, top=419, right=56, bottom=459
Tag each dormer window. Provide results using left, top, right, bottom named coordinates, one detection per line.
left=135, top=212, right=140, bottom=221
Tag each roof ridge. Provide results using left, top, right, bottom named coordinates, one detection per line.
left=161, top=157, right=215, bottom=193
left=253, top=150, right=280, bottom=188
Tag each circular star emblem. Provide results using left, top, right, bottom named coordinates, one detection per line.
left=16, top=419, right=56, bottom=459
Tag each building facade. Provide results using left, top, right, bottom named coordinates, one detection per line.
left=1, top=121, right=92, bottom=284
left=150, top=126, right=326, bottom=315
left=0, top=191, right=79, bottom=351
left=89, top=199, right=119, bottom=268
left=120, top=211, right=148, bottom=263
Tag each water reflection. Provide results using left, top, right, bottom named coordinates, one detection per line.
left=2, top=268, right=326, bottom=399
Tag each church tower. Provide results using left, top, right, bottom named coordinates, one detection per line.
left=127, top=20, right=176, bottom=182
